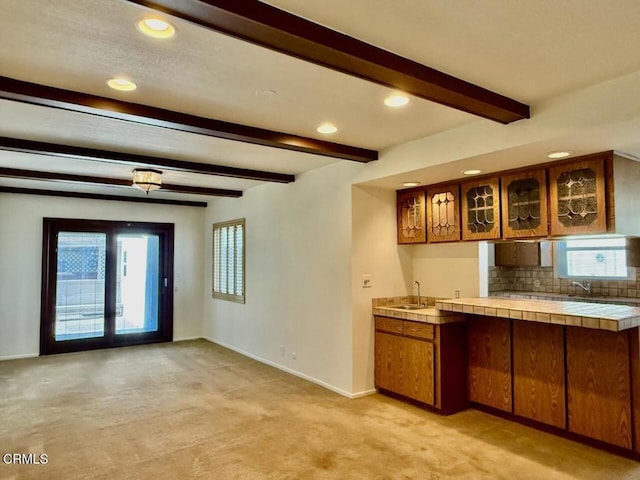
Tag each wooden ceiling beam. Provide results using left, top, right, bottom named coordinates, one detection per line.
left=0, top=186, right=208, bottom=207
left=0, top=167, right=242, bottom=198
left=0, top=135, right=294, bottom=183
left=0, top=77, right=377, bottom=163
left=128, top=0, right=530, bottom=124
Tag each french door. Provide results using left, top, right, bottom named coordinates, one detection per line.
left=40, top=219, right=174, bottom=355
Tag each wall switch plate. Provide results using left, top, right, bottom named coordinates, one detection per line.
left=362, top=274, right=372, bottom=288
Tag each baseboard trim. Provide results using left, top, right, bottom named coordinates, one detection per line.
left=0, top=353, right=39, bottom=361
left=203, top=336, right=363, bottom=399
left=351, top=388, right=377, bottom=399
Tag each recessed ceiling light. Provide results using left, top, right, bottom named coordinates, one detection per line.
left=463, top=169, right=482, bottom=175
left=384, top=93, right=410, bottom=108
left=137, top=18, right=175, bottom=39
left=546, top=150, right=573, bottom=159
left=402, top=181, right=421, bottom=187
left=107, top=78, right=137, bottom=92
left=317, top=123, right=338, bottom=134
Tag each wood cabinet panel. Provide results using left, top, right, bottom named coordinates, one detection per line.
left=630, top=328, right=640, bottom=454
left=566, top=327, right=632, bottom=449
left=374, top=331, right=404, bottom=394
left=501, top=169, right=548, bottom=238
left=403, top=321, right=434, bottom=340
left=513, top=322, right=566, bottom=428
left=397, top=189, right=426, bottom=244
left=403, top=336, right=435, bottom=405
left=548, top=158, right=606, bottom=236
left=467, top=316, right=512, bottom=412
left=461, top=177, right=501, bottom=241
left=426, top=184, right=461, bottom=242
left=374, top=318, right=464, bottom=411
left=494, top=242, right=540, bottom=266
left=375, top=317, right=403, bottom=335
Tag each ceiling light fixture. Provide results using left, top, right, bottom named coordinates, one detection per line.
left=317, top=123, right=338, bottom=134
left=107, top=78, right=137, bottom=92
left=137, top=18, right=175, bottom=39
left=402, top=181, right=421, bottom=187
left=132, top=169, right=162, bottom=194
left=384, top=94, right=410, bottom=107
left=463, top=169, right=482, bottom=175
left=546, top=150, right=573, bottom=159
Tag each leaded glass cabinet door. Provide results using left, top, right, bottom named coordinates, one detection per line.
left=426, top=184, right=461, bottom=243
left=549, top=158, right=606, bottom=236
left=501, top=169, right=548, bottom=238
left=397, top=189, right=426, bottom=244
left=461, top=178, right=501, bottom=241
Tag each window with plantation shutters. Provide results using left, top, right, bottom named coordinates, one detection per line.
left=212, top=219, right=245, bottom=303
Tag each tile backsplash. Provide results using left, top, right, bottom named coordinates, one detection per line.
left=489, top=265, right=639, bottom=298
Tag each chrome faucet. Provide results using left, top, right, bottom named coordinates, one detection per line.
left=572, top=281, right=591, bottom=296
left=413, top=280, right=422, bottom=306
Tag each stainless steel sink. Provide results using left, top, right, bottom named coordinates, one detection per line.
left=388, top=304, right=427, bottom=310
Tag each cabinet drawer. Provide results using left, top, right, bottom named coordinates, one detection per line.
left=403, top=321, right=434, bottom=340
left=375, top=317, right=403, bottom=334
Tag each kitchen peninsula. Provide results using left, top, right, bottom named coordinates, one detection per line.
left=374, top=296, right=640, bottom=457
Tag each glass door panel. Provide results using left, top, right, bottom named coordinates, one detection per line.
left=41, top=218, right=173, bottom=355
left=54, top=232, right=106, bottom=341
left=115, top=234, right=160, bottom=335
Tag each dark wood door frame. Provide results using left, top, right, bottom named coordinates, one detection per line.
left=40, top=218, right=174, bottom=355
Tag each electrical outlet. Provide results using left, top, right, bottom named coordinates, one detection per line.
left=455, top=290, right=460, bottom=298
left=533, top=279, right=540, bottom=287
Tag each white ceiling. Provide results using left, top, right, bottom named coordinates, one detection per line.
left=1, top=0, right=640, bottom=202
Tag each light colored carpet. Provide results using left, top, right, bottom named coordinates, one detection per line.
left=1, top=339, right=639, bottom=479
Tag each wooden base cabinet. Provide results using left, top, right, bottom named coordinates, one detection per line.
left=403, top=336, right=435, bottom=405
left=467, top=316, right=512, bottom=412
left=512, top=322, right=566, bottom=429
left=374, top=316, right=466, bottom=414
left=566, top=326, right=633, bottom=449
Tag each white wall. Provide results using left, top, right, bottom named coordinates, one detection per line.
left=203, top=161, right=364, bottom=396
left=411, top=242, right=482, bottom=299
left=351, top=185, right=412, bottom=393
left=0, top=193, right=205, bottom=360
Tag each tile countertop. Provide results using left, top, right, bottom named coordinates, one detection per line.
left=435, top=297, right=640, bottom=332
left=372, top=306, right=465, bottom=325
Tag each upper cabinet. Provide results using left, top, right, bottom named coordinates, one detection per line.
left=501, top=169, right=548, bottom=238
left=426, top=184, right=461, bottom=243
left=548, top=158, right=606, bottom=236
left=397, top=189, right=426, bottom=244
left=395, top=151, right=640, bottom=244
left=461, top=177, right=501, bottom=241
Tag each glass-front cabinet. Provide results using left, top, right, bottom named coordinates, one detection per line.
left=426, top=184, right=461, bottom=242
left=548, top=159, right=606, bottom=236
left=397, top=189, right=426, bottom=244
left=501, top=169, right=548, bottom=238
left=461, top=177, right=501, bottom=240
